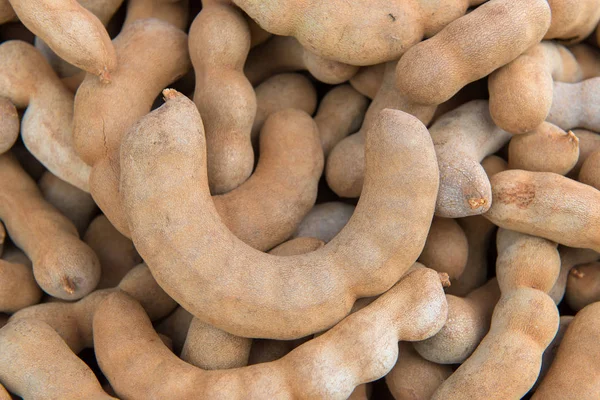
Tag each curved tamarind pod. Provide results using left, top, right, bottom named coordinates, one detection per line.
left=244, top=35, right=359, bottom=85
left=432, top=288, right=559, bottom=399
left=418, top=217, right=468, bottom=280
left=566, top=262, right=600, bottom=311
left=326, top=60, right=437, bottom=198
left=533, top=302, right=600, bottom=399
left=0, top=153, right=100, bottom=300
left=430, top=100, right=511, bottom=217
left=73, top=18, right=190, bottom=236
left=485, top=170, right=600, bottom=252
left=547, top=77, right=600, bottom=132
left=293, top=202, right=355, bottom=243
left=0, top=247, right=41, bottom=313
left=94, top=268, right=448, bottom=399
left=549, top=246, right=599, bottom=304
left=121, top=89, right=439, bottom=338
left=190, top=1, right=255, bottom=195
left=0, top=41, right=91, bottom=191
left=156, top=306, right=193, bottom=355
left=269, top=237, right=325, bottom=256
left=570, top=129, right=600, bottom=177
left=579, top=148, right=600, bottom=190
left=252, top=73, right=317, bottom=143
left=489, top=42, right=582, bottom=134
left=10, top=263, right=176, bottom=353
left=545, top=0, right=600, bottom=45
left=124, top=0, right=189, bottom=30
left=182, top=318, right=252, bottom=370
left=350, top=64, right=385, bottom=100
left=0, top=318, right=116, bottom=400
left=0, top=97, right=18, bottom=154
left=234, top=0, right=485, bottom=66
left=83, top=215, right=141, bottom=289
left=315, top=85, right=368, bottom=156
left=509, top=122, right=579, bottom=175
left=413, top=278, right=500, bottom=364
left=396, top=0, right=551, bottom=106
left=8, top=0, right=116, bottom=82
left=386, top=342, right=453, bottom=400
left=38, top=171, right=97, bottom=236
left=535, top=315, right=573, bottom=389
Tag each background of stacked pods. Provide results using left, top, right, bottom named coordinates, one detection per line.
left=0, top=0, right=599, bottom=399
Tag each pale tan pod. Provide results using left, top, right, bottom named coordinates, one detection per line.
left=0, top=97, right=18, bottom=154
left=535, top=315, right=573, bottom=389
left=386, top=342, right=453, bottom=400
left=570, top=44, right=600, bottom=79
left=548, top=77, right=600, bottom=132
left=124, top=0, right=189, bottom=29
left=349, top=64, right=385, bottom=99
left=0, top=247, right=41, bottom=313
left=508, top=122, right=579, bottom=175
left=156, top=307, right=193, bottom=355
left=579, top=148, right=600, bottom=189
left=418, top=217, right=468, bottom=280
left=251, top=73, right=317, bottom=142
left=549, top=246, right=599, bottom=304
left=570, top=129, right=600, bottom=176
left=181, top=318, right=252, bottom=370
left=293, top=202, right=355, bottom=243
left=38, top=171, right=97, bottom=236
left=545, top=0, right=600, bottom=44
left=566, top=262, right=600, bottom=311
left=0, top=318, right=117, bottom=400
left=9, top=0, right=116, bottom=81
left=533, top=302, right=600, bottom=399
left=83, top=215, right=141, bottom=289
left=269, top=237, right=325, bottom=256
left=244, top=35, right=358, bottom=85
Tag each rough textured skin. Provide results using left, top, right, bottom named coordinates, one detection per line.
left=73, top=19, right=190, bottom=236
left=326, top=61, right=437, bottom=198
left=10, top=263, right=176, bottom=354
left=0, top=318, right=116, bottom=400
left=535, top=316, right=573, bottom=389
left=182, top=318, right=252, bottom=370
left=121, top=90, right=439, bottom=339
left=234, top=0, right=484, bottom=66
left=244, top=35, right=359, bottom=85
left=570, top=44, right=600, bottom=79
left=485, top=170, right=600, bottom=252
left=39, top=171, right=97, bottom=236
left=212, top=108, right=324, bottom=252
left=549, top=247, right=599, bottom=304
left=350, top=64, right=385, bottom=100
left=418, top=217, right=468, bottom=280
left=432, top=288, right=559, bottom=399
left=579, top=148, right=600, bottom=190
left=125, top=0, right=189, bottom=30
left=190, top=2, right=255, bottom=195
left=0, top=41, right=91, bottom=191
left=0, top=97, right=18, bottom=154
left=545, top=0, right=600, bottom=45
left=0, top=247, right=41, bottom=313
left=430, top=100, right=511, bottom=218
left=0, top=153, right=100, bottom=300
left=9, top=0, right=116, bottom=81
left=489, top=42, right=583, bottom=134
left=83, top=215, right=141, bottom=289
left=293, top=202, right=355, bottom=243
left=548, top=78, right=600, bottom=132
left=414, top=278, right=500, bottom=364
left=94, top=269, right=448, bottom=399
left=566, top=262, right=600, bottom=311
left=396, top=0, right=551, bottom=105
left=533, top=302, right=600, bottom=399
left=315, top=85, right=368, bottom=156
left=269, top=237, right=325, bottom=256
left=386, top=341, right=453, bottom=400
left=571, top=129, right=600, bottom=177
left=252, top=73, right=317, bottom=142
left=509, top=122, right=579, bottom=175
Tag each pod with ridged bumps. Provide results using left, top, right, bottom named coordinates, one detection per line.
left=73, top=18, right=190, bottom=236
left=547, top=77, right=600, bottom=132
left=121, top=88, right=439, bottom=339
left=0, top=318, right=117, bottom=400
left=0, top=153, right=100, bottom=300
left=533, top=302, right=600, bottom=399
left=8, top=0, right=116, bottom=81
left=485, top=170, right=600, bottom=252
left=0, top=40, right=90, bottom=191
left=94, top=268, right=448, bottom=399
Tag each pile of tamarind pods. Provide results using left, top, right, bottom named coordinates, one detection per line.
left=1, top=0, right=600, bottom=399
